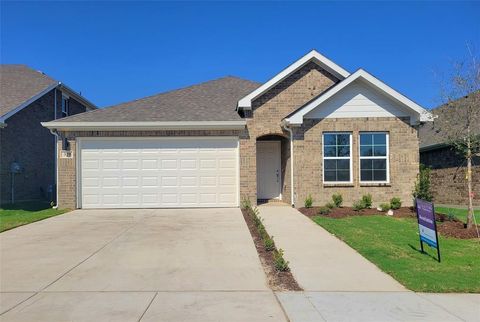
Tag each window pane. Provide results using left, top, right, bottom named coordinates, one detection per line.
left=337, top=159, right=350, bottom=170
left=337, top=145, right=350, bottom=157
left=337, top=170, right=350, bottom=181
left=360, top=134, right=373, bottom=145
left=323, top=134, right=336, bottom=145
left=324, top=146, right=336, bottom=157
left=324, top=170, right=336, bottom=182
left=360, top=146, right=373, bottom=157
left=373, top=170, right=387, bottom=181
left=361, top=159, right=373, bottom=170
left=373, top=159, right=386, bottom=169
left=373, top=146, right=386, bottom=156
left=361, top=170, right=373, bottom=181
left=337, top=134, right=350, bottom=146
left=324, top=159, right=336, bottom=170
left=373, top=134, right=386, bottom=145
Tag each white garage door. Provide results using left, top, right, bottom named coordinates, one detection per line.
left=79, top=137, right=239, bottom=208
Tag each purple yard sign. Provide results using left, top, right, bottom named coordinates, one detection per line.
left=415, top=198, right=441, bottom=262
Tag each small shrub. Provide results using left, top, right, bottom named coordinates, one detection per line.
left=353, top=199, right=366, bottom=211
left=325, top=202, right=335, bottom=209
left=318, top=206, right=331, bottom=215
left=379, top=203, right=390, bottom=212
left=273, top=249, right=290, bottom=271
left=361, top=194, right=373, bottom=208
left=241, top=196, right=252, bottom=210
left=446, top=211, right=456, bottom=222
left=304, top=194, right=313, bottom=208
left=412, top=164, right=433, bottom=201
left=264, top=236, right=275, bottom=251
left=332, top=194, right=343, bottom=207
left=390, top=197, right=402, bottom=210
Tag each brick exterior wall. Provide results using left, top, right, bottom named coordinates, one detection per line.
left=239, top=62, right=339, bottom=204
left=294, top=117, right=418, bottom=207
left=420, top=147, right=480, bottom=206
left=0, top=89, right=89, bottom=204
left=53, top=61, right=421, bottom=209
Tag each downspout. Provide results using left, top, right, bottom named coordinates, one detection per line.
left=51, top=88, right=59, bottom=209
left=282, top=122, right=295, bottom=207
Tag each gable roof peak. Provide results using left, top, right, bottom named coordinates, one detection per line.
left=237, top=49, right=350, bottom=110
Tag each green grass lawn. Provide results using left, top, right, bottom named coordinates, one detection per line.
left=0, top=201, right=69, bottom=232
left=435, top=206, right=479, bottom=224
left=313, top=215, right=480, bottom=293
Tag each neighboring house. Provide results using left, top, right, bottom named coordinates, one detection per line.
left=0, top=65, right=96, bottom=204
left=42, top=50, right=432, bottom=209
left=419, top=92, right=479, bottom=206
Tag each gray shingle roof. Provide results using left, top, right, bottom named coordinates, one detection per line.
left=0, top=65, right=57, bottom=118
left=419, top=92, right=480, bottom=149
left=56, top=76, right=260, bottom=123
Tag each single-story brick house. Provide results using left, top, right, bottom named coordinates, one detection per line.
left=419, top=92, right=479, bottom=206
left=0, top=65, right=96, bottom=204
left=42, top=50, right=432, bottom=209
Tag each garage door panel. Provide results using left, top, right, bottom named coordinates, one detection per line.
left=80, top=138, right=238, bottom=208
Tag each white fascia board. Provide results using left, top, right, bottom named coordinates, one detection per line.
left=58, top=83, right=97, bottom=110
left=41, top=120, right=247, bottom=131
left=237, top=50, right=350, bottom=110
left=0, top=83, right=58, bottom=122
left=285, top=69, right=433, bottom=126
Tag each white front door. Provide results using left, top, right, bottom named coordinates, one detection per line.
left=256, top=141, right=281, bottom=199
left=78, top=137, right=239, bottom=209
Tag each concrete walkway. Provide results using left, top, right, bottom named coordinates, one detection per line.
left=259, top=206, right=405, bottom=291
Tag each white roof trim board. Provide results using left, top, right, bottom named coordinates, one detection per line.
left=0, top=83, right=58, bottom=123
left=285, top=69, right=433, bottom=126
left=41, top=120, right=247, bottom=131
left=237, top=50, right=350, bottom=110
left=0, top=82, right=96, bottom=124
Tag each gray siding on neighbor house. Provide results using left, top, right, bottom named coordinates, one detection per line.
left=0, top=89, right=88, bottom=204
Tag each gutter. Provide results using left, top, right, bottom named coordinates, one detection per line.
left=419, top=143, right=449, bottom=153
left=282, top=120, right=295, bottom=207
left=41, top=120, right=247, bottom=131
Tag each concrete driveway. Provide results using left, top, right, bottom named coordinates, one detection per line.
left=0, top=208, right=286, bottom=321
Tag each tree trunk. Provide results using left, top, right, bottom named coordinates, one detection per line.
left=466, top=142, right=474, bottom=229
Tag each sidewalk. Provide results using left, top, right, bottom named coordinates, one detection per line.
left=258, top=206, right=404, bottom=291
left=276, top=292, right=479, bottom=322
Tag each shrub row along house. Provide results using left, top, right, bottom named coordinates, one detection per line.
left=419, top=92, right=480, bottom=206
left=0, top=65, right=96, bottom=204
left=41, top=50, right=433, bottom=209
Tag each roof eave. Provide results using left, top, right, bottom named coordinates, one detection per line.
left=58, top=83, right=97, bottom=110
left=285, top=69, right=433, bottom=126
left=41, top=120, right=247, bottom=131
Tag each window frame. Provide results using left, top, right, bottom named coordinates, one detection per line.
left=322, top=132, right=353, bottom=184
left=61, top=94, right=69, bottom=117
left=358, top=131, right=390, bottom=184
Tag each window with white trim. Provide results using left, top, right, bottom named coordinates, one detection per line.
left=359, top=132, right=389, bottom=182
left=323, top=132, right=352, bottom=183
left=61, top=95, right=69, bottom=117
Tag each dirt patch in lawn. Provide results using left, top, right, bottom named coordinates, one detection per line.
left=241, top=209, right=302, bottom=291
left=298, top=207, right=479, bottom=240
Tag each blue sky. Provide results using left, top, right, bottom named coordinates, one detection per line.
left=1, top=1, right=479, bottom=109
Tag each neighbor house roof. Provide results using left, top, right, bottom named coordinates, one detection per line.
left=0, top=65, right=96, bottom=124
left=419, top=92, right=480, bottom=150
left=43, top=76, right=260, bottom=130
left=284, top=69, right=433, bottom=126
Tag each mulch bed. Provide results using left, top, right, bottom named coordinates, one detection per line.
left=298, top=206, right=480, bottom=240
left=241, top=208, right=302, bottom=291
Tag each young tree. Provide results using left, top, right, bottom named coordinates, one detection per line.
left=438, top=46, right=480, bottom=229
